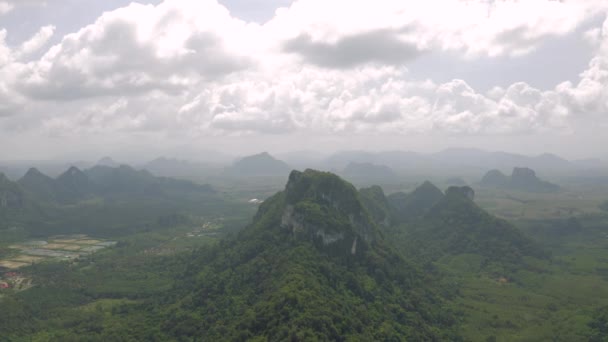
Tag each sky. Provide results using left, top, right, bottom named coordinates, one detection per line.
left=1, top=0, right=608, bottom=161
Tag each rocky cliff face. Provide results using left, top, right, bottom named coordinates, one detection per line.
left=279, top=169, right=377, bottom=255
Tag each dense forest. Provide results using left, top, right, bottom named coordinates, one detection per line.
left=1, top=167, right=608, bottom=341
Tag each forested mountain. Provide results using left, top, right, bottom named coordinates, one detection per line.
left=111, top=169, right=458, bottom=340
left=54, top=166, right=94, bottom=203
left=388, top=181, right=445, bottom=222
left=359, top=185, right=392, bottom=227
left=18, top=168, right=58, bottom=203
left=2, top=165, right=220, bottom=236
left=388, top=184, right=545, bottom=266
left=17, top=165, right=216, bottom=205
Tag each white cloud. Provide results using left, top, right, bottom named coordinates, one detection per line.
left=17, top=25, right=55, bottom=58
left=15, top=0, right=256, bottom=100
left=0, top=0, right=608, bottom=148
left=0, top=2, right=14, bottom=15
left=270, top=0, right=607, bottom=63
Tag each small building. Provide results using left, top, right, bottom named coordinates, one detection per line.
left=0, top=282, right=10, bottom=289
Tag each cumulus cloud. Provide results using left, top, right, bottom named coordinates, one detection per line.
left=16, top=0, right=254, bottom=100
left=1, top=0, right=608, bottom=146
left=269, top=0, right=607, bottom=60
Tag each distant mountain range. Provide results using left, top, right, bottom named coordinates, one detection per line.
left=1, top=148, right=604, bottom=186
left=324, top=148, right=604, bottom=172
left=0, top=164, right=220, bottom=235
left=7, top=164, right=216, bottom=208
left=340, top=162, right=399, bottom=184
left=480, top=167, right=560, bottom=193
left=225, top=152, right=291, bottom=177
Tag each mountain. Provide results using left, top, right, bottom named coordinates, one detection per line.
left=510, top=167, right=560, bottom=192
left=393, top=184, right=544, bottom=265
left=85, top=164, right=215, bottom=198
left=480, top=169, right=510, bottom=188
left=358, top=185, right=392, bottom=227
left=0, top=173, right=25, bottom=209
left=142, top=169, right=456, bottom=340
left=480, top=167, right=559, bottom=193
left=54, top=166, right=93, bottom=203
left=227, top=152, right=291, bottom=177
left=325, top=150, right=428, bottom=169
left=388, top=181, right=445, bottom=222
left=17, top=168, right=58, bottom=202
left=341, top=162, right=398, bottom=184
left=431, top=148, right=573, bottom=171
left=85, top=165, right=161, bottom=196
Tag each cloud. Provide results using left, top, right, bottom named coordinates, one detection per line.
left=1, top=0, right=608, bottom=145
left=17, top=25, right=55, bottom=58
left=0, top=0, right=47, bottom=14
left=15, top=0, right=254, bottom=100
left=269, top=0, right=607, bottom=59
left=283, top=29, right=423, bottom=68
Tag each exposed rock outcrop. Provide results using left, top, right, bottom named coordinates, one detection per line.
left=279, top=169, right=377, bottom=254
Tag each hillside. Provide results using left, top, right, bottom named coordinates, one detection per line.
left=2, top=165, right=221, bottom=237
left=0, top=173, right=26, bottom=209
left=359, top=185, right=392, bottom=227
left=18, top=168, right=58, bottom=202
left=123, top=169, right=457, bottom=340
left=388, top=181, right=445, bottom=222
left=390, top=184, right=544, bottom=266
left=54, top=166, right=93, bottom=203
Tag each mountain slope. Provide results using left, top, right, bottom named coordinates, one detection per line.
left=359, top=185, right=392, bottom=227
left=54, top=166, right=93, bottom=203
left=0, top=173, right=25, bottom=209
left=149, top=170, right=457, bottom=340
left=388, top=181, right=445, bottom=222
left=395, top=185, right=544, bottom=265
left=18, top=168, right=58, bottom=202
